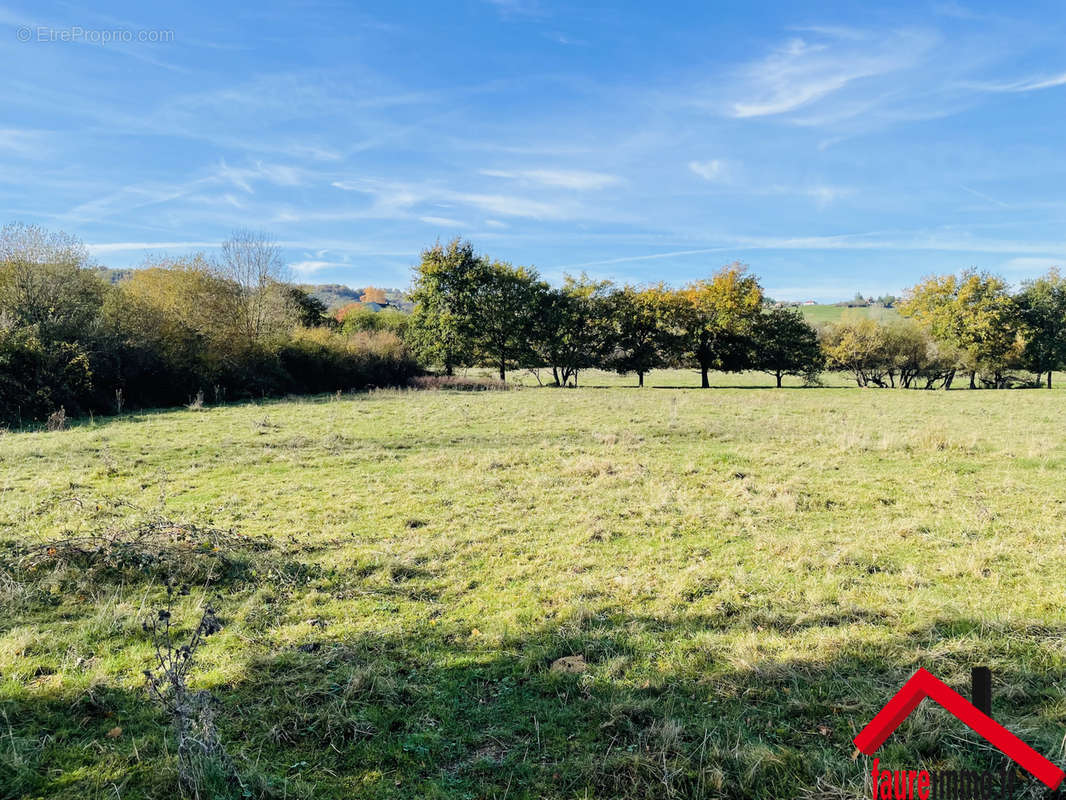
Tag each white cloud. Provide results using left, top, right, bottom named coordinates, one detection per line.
left=330, top=177, right=580, bottom=221
left=963, top=71, right=1066, bottom=93
left=0, top=129, right=46, bottom=157
left=548, top=231, right=1066, bottom=272
left=455, top=192, right=566, bottom=219
left=480, top=168, right=620, bottom=190
left=216, top=160, right=306, bottom=193
left=688, top=160, right=725, bottom=181
left=86, top=241, right=219, bottom=255
left=290, top=259, right=344, bottom=276
left=419, top=215, right=465, bottom=227
left=722, top=28, right=939, bottom=121
left=802, top=185, right=853, bottom=206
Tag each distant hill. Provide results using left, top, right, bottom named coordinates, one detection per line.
left=306, top=284, right=410, bottom=312
left=90, top=269, right=407, bottom=312
left=93, top=267, right=134, bottom=284
left=306, top=283, right=364, bottom=309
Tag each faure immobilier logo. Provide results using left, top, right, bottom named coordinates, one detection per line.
left=853, top=667, right=1065, bottom=799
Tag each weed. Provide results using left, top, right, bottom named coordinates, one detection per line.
left=143, top=592, right=238, bottom=798
left=45, top=406, right=66, bottom=431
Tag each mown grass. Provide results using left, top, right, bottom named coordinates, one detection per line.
left=3, top=371, right=1066, bottom=799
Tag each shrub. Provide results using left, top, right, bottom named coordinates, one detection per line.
left=0, top=328, right=93, bottom=425
left=408, top=375, right=512, bottom=391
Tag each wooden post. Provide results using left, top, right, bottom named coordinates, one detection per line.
left=972, top=666, right=992, bottom=716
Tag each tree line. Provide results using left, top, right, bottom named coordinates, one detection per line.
left=5, top=226, right=1066, bottom=427
left=0, top=223, right=416, bottom=426
left=407, top=239, right=1066, bottom=390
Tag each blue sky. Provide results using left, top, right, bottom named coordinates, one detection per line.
left=3, top=1, right=1066, bottom=300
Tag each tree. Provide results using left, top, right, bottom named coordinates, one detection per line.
left=677, top=264, right=763, bottom=387
left=285, top=286, right=330, bottom=328
left=819, top=315, right=890, bottom=387
left=119, top=255, right=242, bottom=347
left=0, top=222, right=105, bottom=343
left=532, top=275, right=615, bottom=387
left=407, top=239, right=481, bottom=375
left=899, top=271, right=1021, bottom=388
left=471, top=260, right=545, bottom=381
left=608, top=284, right=680, bottom=387
left=1015, top=269, right=1066, bottom=388
left=753, top=307, right=823, bottom=387
left=360, top=286, right=388, bottom=304
left=216, top=230, right=291, bottom=345
left=409, top=239, right=544, bottom=381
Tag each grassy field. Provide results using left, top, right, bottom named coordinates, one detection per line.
left=797, top=304, right=900, bottom=324
left=4, top=371, right=1066, bottom=799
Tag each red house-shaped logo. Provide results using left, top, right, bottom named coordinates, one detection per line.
left=853, top=668, right=1064, bottom=790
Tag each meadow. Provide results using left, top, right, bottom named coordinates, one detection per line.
left=3, top=370, right=1066, bottom=799
left=796, top=304, right=900, bottom=325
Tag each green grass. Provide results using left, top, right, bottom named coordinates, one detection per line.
left=797, top=304, right=900, bottom=324
left=3, top=372, right=1066, bottom=798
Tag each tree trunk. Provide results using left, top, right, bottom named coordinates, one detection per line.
left=1048, top=371, right=1053, bottom=389
left=573, top=372, right=578, bottom=387
left=969, top=370, right=976, bottom=389
left=775, top=371, right=782, bottom=388
left=552, top=366, right=560, bottom=387
left=638, top=371, right=644, bottom=387
left=445, top=363, right=454, bottom=377
left=701, top=365, right=709, bottom=388
left=499, top=360, right=506, bottom=381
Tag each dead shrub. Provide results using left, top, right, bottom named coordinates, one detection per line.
left=45, top=407, right=66, bottom=431
left=12, top=496, right=273, bottom=589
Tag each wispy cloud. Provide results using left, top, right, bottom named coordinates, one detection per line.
left=796, top=184, right=853, bottom=207
left=86, top=241, right=219, bottom=255
left=688, top=160, right=725, bottom=181
left=454, top=192, right=568, bottom=219
left=0, top=129, right=47, bottom=158
left=960, top=184, right=1010, bottom=208
left=549, top=230, right=1066, bottom=271
left=725, top=29, right=938, bottom=119
left=480, top=168, right=621, bottom=190
left=329, top=177, right=592, bottom=221
left=215, top=160, right=307, bottom=193
left=419, top=215, right=465, bottom=227
left=290, top=259, right=342, bottom=276
left=963, top=71, right=1066, bottom=93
